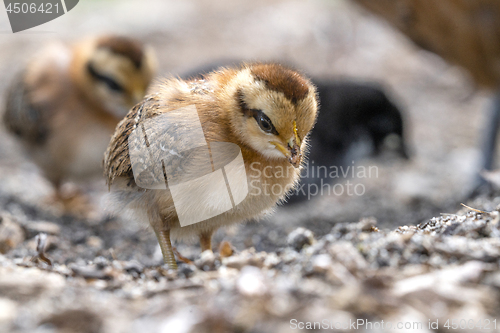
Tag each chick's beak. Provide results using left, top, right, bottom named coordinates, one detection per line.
left=270, top=121, right=302, bottom=168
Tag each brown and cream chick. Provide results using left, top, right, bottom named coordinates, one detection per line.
left=3, top=35, right=156, bottom=208
left=103, top=63, right=318, bottom=268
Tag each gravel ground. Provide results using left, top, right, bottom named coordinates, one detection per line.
left=2, top=204, right=500, bottom=333
left=0, top=0, right=499, bottom=332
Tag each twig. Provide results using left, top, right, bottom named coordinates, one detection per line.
left=460, top=203, right=490, bottom=214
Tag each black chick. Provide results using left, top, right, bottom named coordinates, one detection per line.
left=288, top=81, right=408, bottom=204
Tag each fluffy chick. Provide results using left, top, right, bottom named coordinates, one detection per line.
left=3, top=35, right=156, bottom=200
left=104, top=63, right=318, bottom=268
left=183, top=63, right=408, bottom=204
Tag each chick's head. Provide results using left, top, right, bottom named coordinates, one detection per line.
left=73, top=35, right=157, bottom=118
left=227, top=63, right=318, bottom=168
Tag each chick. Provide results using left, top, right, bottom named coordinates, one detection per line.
left=182, top=63, right=408, bottom=204
left=104, top=63, right=318, bottom=268
left=3, top=35, right=156, bottom=205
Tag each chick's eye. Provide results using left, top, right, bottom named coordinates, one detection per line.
left=253, top=110, right=277, bottom=135
left=101, top=76, right=124, bottom=92
left=86, top=62, right=124, bottom=93
left=258, top=114, right=272, bottom=132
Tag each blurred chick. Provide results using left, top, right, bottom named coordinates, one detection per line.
left=104, top=63, right=318, bottom=268
left=3, top=35, right=156, bottom=207
left=288, top=81, right=408, bottom=204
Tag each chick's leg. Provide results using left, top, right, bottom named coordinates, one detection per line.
left=154, top=229, right=177, bottom=269
left=199, top=231, right=214, bottom=252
